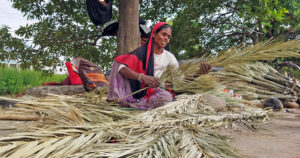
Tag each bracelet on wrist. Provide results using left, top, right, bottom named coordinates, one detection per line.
left=138, top=73, right=144, bottom=82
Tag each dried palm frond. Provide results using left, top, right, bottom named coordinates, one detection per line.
left=207, top=39, right=300, bottom=67
left=210, top=62, right=300, bottom=102
left=0, top=93, right=136, bottom=128
left=71, top=128, right=239, bottom=158
left=178, top=129, right=239, bottom=158
left=171, top=74, right=219, bottom=94
left=0, top=125, right=113, bottom=158
left=138, top=94, right=268, bottom=130
left=72, top=131, right=180, bottom=158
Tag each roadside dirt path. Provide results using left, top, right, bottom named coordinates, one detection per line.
left=218, top=109, right=300, bottom=158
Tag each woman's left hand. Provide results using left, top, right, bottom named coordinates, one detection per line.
left=199, top=61, right=212, bottom=75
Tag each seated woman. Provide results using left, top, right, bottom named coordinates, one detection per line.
left=108, top=22, right=209, bottom=110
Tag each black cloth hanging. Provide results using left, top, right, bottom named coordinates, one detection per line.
left=101, top=18, right=150, bottom=37
left=86, top=0, right=113, bottom=26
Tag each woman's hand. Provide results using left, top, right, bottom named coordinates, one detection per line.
left=119, top=67, right=160, bottom=88
left=184, top=61, right=212, bottom=81
left=140, top=75, right=160, bottom=88
left=199, top=61, right=212, bottom=75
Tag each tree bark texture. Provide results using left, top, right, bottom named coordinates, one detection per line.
left=117, top=0, right=140, bottom=56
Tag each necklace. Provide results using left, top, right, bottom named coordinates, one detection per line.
left=154, top=52, right=163, bottom=67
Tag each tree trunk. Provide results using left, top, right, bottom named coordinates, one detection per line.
left=116, top=0, right=140, bottom=56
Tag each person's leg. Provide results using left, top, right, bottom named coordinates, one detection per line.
left=134, top=89, right=173, bottom=110
left=107, top=62, right=136, bottom=104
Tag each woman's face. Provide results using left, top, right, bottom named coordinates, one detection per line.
left=153, top=27, right=172, bottom=48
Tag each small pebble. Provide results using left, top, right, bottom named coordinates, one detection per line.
left=284, top=109, right=295, bottom=113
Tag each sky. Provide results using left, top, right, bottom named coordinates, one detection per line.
left=0, top=0, right=34, bottom=31
left=0, top=0, right=67, bottom=74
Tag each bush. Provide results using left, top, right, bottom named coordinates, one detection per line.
left=0, top=68, right=67, bottom=95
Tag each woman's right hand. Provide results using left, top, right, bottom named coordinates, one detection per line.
left=119, top=67, right=160, bottom=88
left=140, top=75, right=160, bottom=88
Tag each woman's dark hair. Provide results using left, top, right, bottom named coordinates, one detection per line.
left=141, top=32, right=149, bottom=38
left=155, top=24, right=172, bottom=34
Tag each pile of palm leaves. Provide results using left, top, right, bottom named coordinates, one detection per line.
left=0, top=92, right=135, bottom=127
left=0, top=40, right=298, bottom=157
left=162, top=40, right=300, bottom=99
left=0, top=93, right=268, bottom=157
left=211, top=62, right=300, bottom=102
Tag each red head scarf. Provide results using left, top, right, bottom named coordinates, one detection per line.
left=145, top=22, right=167, bottom=71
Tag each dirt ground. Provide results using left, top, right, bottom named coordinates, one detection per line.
left=0, top=109, right=299, bottom=158
left=218, top=109, right=300, bottom=158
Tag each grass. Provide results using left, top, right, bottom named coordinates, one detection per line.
left=0, top=67, right=67, bottom=95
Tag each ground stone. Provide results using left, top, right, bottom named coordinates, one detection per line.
left=200, top=94, right=227, bottom=112
left=25, top=85, right=86, bottom=97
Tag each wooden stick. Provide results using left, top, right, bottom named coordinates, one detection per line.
left=0, top=114, right=40, bottom=121
left=117, top=87, right=149, bottom=102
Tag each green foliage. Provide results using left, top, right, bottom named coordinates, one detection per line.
left=0, top=67, right=66, bottom=95
left=278, top=66, right=300, bottom=79
left=0, top=0, right=299, bottom=71
left=181, top=0, right=298, bottom=59
left=0, top=26, right=27, bottom=61
left=141, top=0, right=300, bottom=59
left=1, top=0, right=118, bottom=73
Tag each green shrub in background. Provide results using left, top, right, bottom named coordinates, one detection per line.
left=280, top=67, right=300, bottom=79
left=0, top=68, right=67, bottom=95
